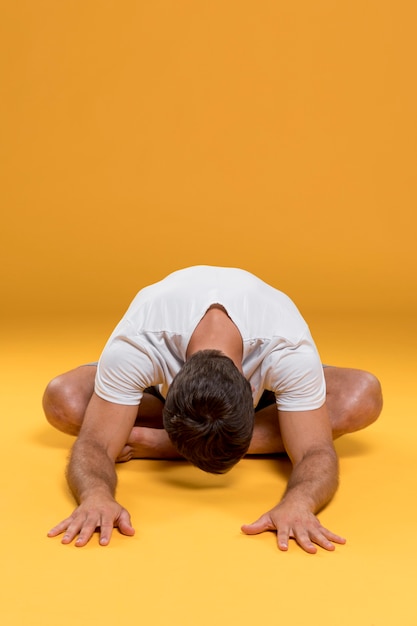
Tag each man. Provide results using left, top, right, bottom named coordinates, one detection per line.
left=43, top=265, right=382, bottom=553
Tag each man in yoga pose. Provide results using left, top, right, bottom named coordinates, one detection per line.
left=43, top=266, right=382, bottom=552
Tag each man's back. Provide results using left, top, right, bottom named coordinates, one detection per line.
left=95, top=266, right=326, bottom=410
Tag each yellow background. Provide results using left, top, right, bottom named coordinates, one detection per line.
left=1, top=0, right=416, bottom=318
left=1, top=2, right=416, bottom=625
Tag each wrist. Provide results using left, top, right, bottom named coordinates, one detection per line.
left=280, top=489, right=316, bottom=513
left=77, top=486, right=115, bottom=503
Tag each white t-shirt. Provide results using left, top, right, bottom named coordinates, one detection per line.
left=95, top=266, right=326, bottom=411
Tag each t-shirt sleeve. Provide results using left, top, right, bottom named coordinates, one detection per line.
left=263, top=332, right=326, bottom=412
left=95, top=334, right=157, bottom=405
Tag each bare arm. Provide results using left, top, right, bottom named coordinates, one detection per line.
left=48, top=393, right=139, bottom=546
left=279, top=405, right=339, bottom=512
left=242, top=403, right=346, bottom=553
left=67, top=436, right=118, bottom=503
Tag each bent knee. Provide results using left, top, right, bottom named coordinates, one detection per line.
left=342, top=370, right=383, bottom=434
left=358, top=371, right=383, bottom=421
left=42, top=374, right=85, bottom=436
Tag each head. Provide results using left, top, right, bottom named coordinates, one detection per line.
left=163, top=350, right=254, bottom=474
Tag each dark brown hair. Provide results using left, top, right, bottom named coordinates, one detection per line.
left=163, top=350, right=254, bottom=473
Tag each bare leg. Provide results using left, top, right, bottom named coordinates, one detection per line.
left=43, top=365, right=175, bottom=461
left=247, top=366, right=383, bottom=454
left=43, top=365, right=169, bottom=428
left=43, top=365, right=97, bottom=436
left=117, top=426, right=182, bottom=462
left=43, top=365, right=382, bottom=461
left=116, top=366, right=383, bottom=459
left=324, top=366, right=383, bottom=437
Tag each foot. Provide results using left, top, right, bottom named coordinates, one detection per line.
left=116, top=427, right=183, bottom=462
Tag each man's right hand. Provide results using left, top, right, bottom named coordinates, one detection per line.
left=47, top=496, right=135, bottom=547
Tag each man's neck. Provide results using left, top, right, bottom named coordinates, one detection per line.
left=186, top=304, right=243, bottom=372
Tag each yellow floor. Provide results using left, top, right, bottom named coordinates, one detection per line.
left=1, top=312, right=416, bottom=626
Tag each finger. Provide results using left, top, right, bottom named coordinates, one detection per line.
left=309, top=527, right=338, bottom=552
left=307, top=521, right=347, bottom=549
left=98, top=516, right=115, bottom=546
left=47, top=518, right=73, bottom=538
left=117, top=509, right=135, bottom=537
left=116, top=445, right=133, bottom=463
left=53, top=517, right=88, bottom=545
left=277, top=526, right=291, bottom=551
left=72, top=517, right=100, bottom=547
left=241, top=514, right=274, bottom=535
left=320, top=527, right=347, bottom=545
left=292, top=528, right=318, bottom=554
left=62, top=521, right=86, bottom=545
left=296, top=524, right=345, bottom=553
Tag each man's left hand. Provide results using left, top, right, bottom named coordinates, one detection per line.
left=241, top=501, right=346, bottom=554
